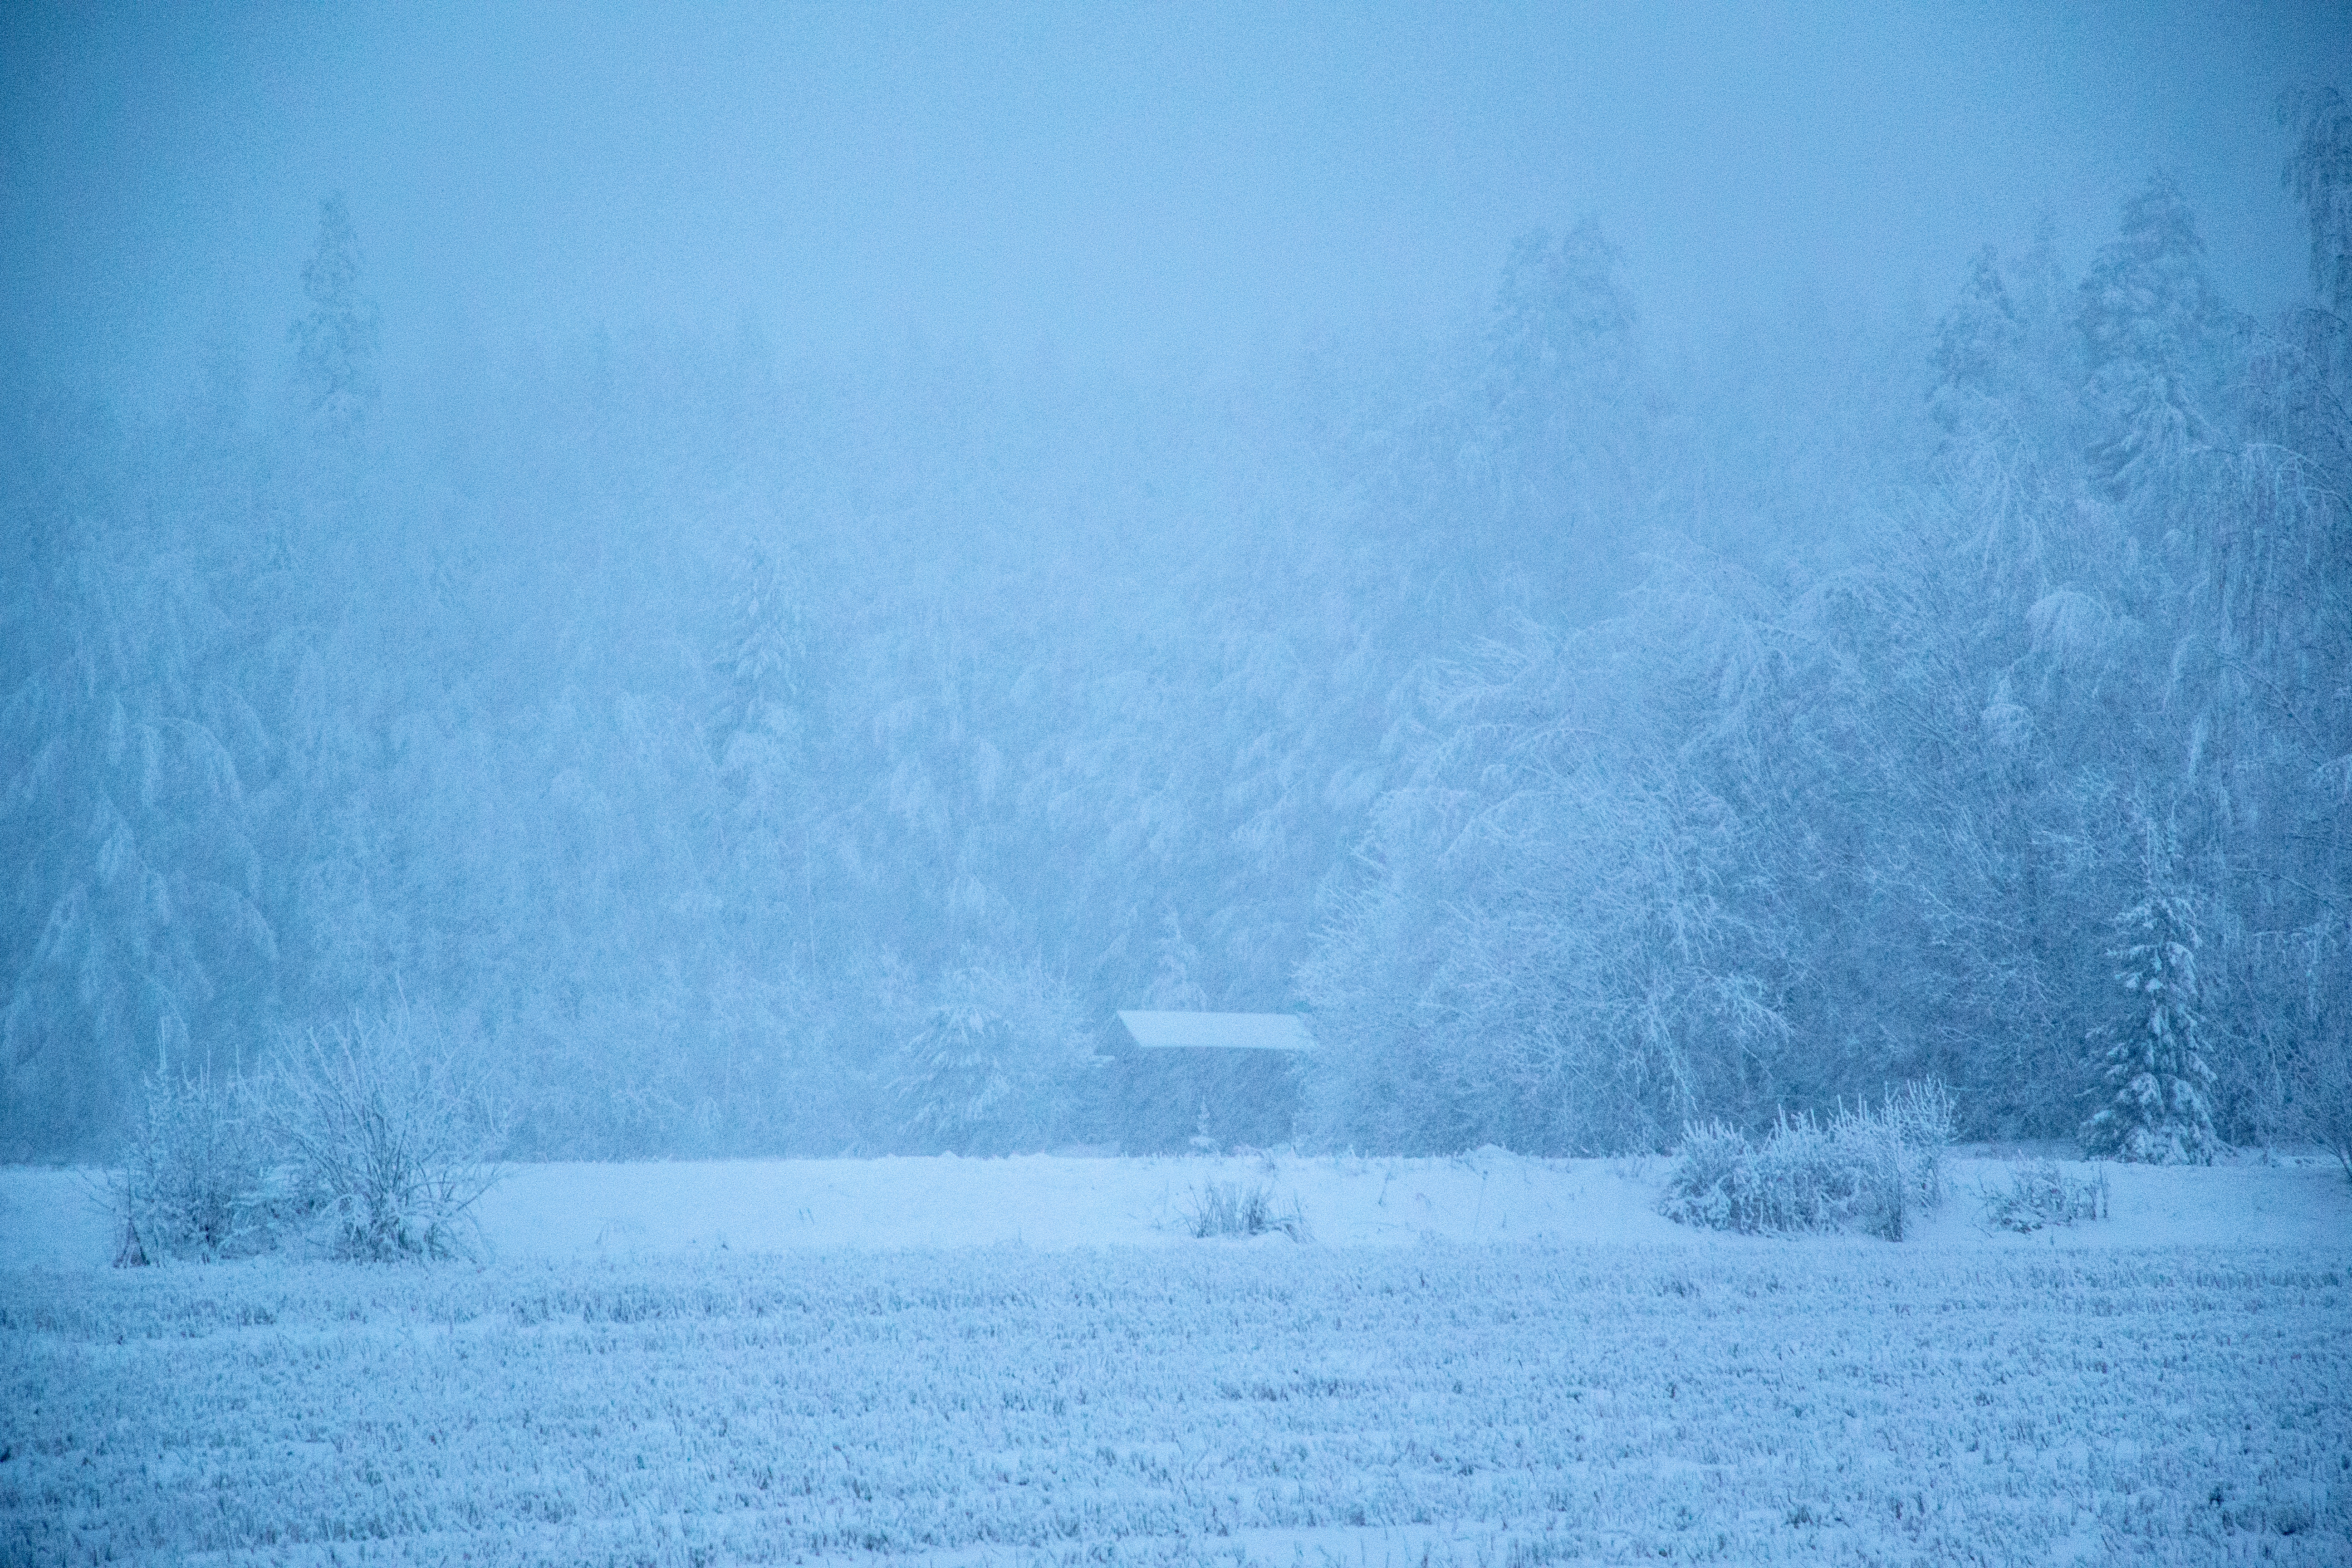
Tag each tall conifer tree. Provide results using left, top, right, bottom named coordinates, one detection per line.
left=2084, top=878, right=2219, bottom=1164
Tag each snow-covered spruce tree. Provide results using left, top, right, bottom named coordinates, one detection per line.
left=2078, top=173, right=2231, bottom=505
left=0, top=405, right=276, bottom=1161
left=289, top=193, right=379, bottom=434
left=894, top=956, right=1095, bottom=1155
left=2083, top=885, right=2220, bottom=1163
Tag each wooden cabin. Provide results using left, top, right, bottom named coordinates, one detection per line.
left=1107, top=1010, right=1314, bottom=1152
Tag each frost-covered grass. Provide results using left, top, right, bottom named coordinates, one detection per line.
left=1181, top=1180, right=1310, bottom=1240
left=6, top=1242, right=2347, bottom=1566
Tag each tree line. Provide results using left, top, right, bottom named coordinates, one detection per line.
left=7, top=95, right=2347, bottom=1163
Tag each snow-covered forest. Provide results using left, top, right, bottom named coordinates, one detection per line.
left=6, top=26, right=2349, bottom=1166
left=8, top=17, right=2352, bottom=1564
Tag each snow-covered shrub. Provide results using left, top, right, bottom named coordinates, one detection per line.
left=1976, top=1159, right=2109, bottom=1232
left=1182, top=1180, right=1309, bottom=1240
left=1660, top=1121, right=1750, bottom=1227
left=1881, top=1078, right=1956, bottom=1208
left=105, top=1009, right=509, bottom=1267
left=1660, top=1083, right=1952, bottom=1240
left=269, top=1008, right=503, bottom=1261
left=108, top=1069, right=288, bottom=1265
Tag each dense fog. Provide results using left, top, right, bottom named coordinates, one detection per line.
left=5, top=7, right=2347, bottom=1161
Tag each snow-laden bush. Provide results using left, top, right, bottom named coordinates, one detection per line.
left=270, top=1008, right=504, bottom=1262
left=106, top=1007, right=507, bottom=1267
left=1182, top=1180, right=1310, bottom=1240
left=1660, top=1082, right=1952, bottom=1240
left=1977, top=1159, right=2109, bottom=1232
left=107, top=1069, right=289, bottom=1265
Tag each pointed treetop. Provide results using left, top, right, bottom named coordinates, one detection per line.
left=1934, top=246, right=2022, bottom=408
left=2079, top=173, right=2225, bottom=376
left=1487, top=221, right=1637, bottom=387
left=290, top=193, right=380, bottom=429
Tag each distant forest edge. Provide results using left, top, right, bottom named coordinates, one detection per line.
left=7, top=94, right=2349, bottom=1163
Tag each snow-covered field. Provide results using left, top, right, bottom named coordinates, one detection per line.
left=4, top=1154, right=2348, bottom=1565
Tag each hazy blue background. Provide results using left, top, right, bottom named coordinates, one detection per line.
left=5, top=4, right=2347, bottom=1165
left=6, top=0, right=2341, bottom=388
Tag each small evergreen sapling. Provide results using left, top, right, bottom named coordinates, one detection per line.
left=2083, top=889, right=2219, bottom=1164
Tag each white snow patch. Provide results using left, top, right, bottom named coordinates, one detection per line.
left=5, top=1151, right=2346, bottom=1269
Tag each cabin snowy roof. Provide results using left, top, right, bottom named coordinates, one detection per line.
left=1116, top=1011, right=1315, bottom=1051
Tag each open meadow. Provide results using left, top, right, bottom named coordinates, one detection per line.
left=3, top=1154, right=2348, bottom=1566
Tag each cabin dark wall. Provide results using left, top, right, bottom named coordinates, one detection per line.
left=1102, top=1047, right=1304, bottom=1152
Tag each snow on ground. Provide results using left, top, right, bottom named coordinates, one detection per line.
left=3, top=1154, right=2347, bottom=1566
left=6, top=1150, right=2347, bottom=1267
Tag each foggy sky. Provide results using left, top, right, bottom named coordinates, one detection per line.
left=5, top=0, right=2342, bottom=392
